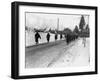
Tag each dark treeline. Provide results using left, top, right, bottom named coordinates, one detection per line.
left=63, top=15, right=90, bottom=45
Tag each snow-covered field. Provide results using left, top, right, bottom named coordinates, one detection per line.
left=25, top=31, right=62, bottom=47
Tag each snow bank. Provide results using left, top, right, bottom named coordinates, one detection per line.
left=25, top=31, right=62, bottom=47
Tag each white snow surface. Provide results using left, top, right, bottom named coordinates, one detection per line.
left=25, top=38, right=90, bottom=68
left=49, top=38, right=90, bottom=67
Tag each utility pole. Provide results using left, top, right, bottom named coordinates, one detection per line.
left=57, top=18, right=59, bottom=31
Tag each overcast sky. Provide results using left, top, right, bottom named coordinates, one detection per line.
left=26, top=12, right=89, bottom=31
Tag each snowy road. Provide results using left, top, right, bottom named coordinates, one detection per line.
left=25, top=38, right=90, bottom=68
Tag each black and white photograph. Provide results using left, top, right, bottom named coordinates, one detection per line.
left=25, top=12, right=90, bottom=68
left=11, top=2, right=97, bottom=79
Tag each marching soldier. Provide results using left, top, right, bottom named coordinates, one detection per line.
left=35, top=32, right=41, bottom=44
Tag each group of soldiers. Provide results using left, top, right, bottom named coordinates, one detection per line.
left=34, top=32, right=86, bottom=47
left=35, top=32, right=63, bottom=44
left=65, top=33, right=86, bottom=47
left=65, top=33, right=78, bottom=44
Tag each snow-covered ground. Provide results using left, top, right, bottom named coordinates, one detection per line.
left=25, top=38, right=90, bottom=68
left=48, top=38, right=90, bottom=67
